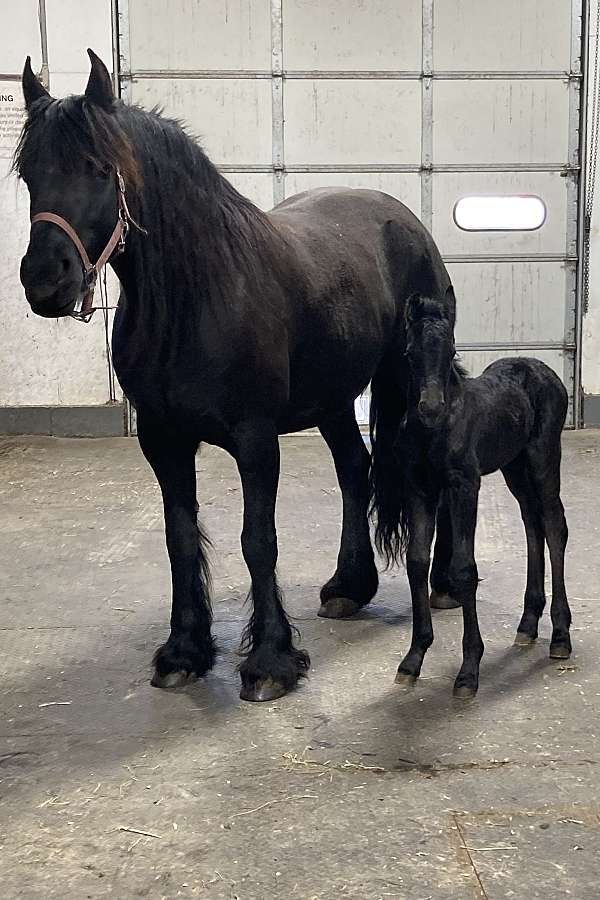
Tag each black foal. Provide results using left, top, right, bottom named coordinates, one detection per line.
left=395, top=293, right=572, bottom=698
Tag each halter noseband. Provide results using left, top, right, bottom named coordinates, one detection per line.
left=30, top=170, right=142, bottom=323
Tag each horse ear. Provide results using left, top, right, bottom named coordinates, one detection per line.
left=85, top=49, right=114, bottom=108
left=444, top=284, right=457, bottom=326
left=22, top=56, right=50, bottom=109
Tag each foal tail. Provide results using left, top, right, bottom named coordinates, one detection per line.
left=368, top=364, right=409, bottom=567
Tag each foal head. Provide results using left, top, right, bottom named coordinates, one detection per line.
left=15, top=51, right=138, bottom=318
left=405, top=289, right=456, bottom=429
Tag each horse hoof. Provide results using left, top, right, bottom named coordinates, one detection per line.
left=453, top=684, right=477, bottom=700
left=395, top=670, right=417, bottom=687
left=549, top=643, right=572, bottom=659
left=514, top=631, right=536, bottom=647
left=151, top=669, right=196, bottom=689
left=318, top=596, right=362, bottom=619
left=430, top=591, right=461, bottom=609
left=239, top=677, right=287, bottom=703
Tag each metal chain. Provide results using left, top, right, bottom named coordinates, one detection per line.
left=583, top=0, right=600, bottom=314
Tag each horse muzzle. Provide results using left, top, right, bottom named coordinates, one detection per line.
left=417, top=386, right=446, bottom=428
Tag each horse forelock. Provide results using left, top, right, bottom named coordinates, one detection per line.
left=13, top=95, right=141, bottom=191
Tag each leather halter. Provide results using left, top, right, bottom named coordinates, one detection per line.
left=30, top=170, right=141, bottom=323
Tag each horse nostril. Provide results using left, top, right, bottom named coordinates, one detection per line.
left=61, top=258, right=71, bottom=275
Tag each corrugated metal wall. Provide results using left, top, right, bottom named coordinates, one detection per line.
left=0, top=1, right=595, bottom=428
left=119, top=0, right=584, bottom=425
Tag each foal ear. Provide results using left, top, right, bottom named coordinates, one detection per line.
left=85, top=49, right=115, bottom=108
left=22, top=57, right=50, bottom=109
left=443, top=284, right=457, bottom=326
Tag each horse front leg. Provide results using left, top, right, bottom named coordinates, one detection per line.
left=395, top=491, right=437, bottom=685
left=137, top=416, right=215, bottom=688
left=430, top=492, right=461, bottom=609
left=318, top=409, right=378, bottom=618
left=447, top=476, right=483, bottom=699
left=234, top=420, right=310, bottom=702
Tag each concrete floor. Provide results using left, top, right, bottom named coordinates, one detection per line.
left=0, top=432, right=599, bottom=899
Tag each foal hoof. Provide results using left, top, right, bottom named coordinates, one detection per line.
left=239, top=677, right=287, bottom=703
left=151, top=669, right=196, bottom=689
left=394, top=670, right=417, bottom=687
left=549, top=642, right=572, bottom=659
left=453, top=684, right=477, bottom=700
left=318, top=596, right=362, bottom=619
left=430, top=591, right=461, bottom=610
left=514, top=631, right=536, bottom=647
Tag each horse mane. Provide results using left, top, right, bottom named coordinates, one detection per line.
left=14, top=95, right=285, bottom=359
left=453, top=359, right=470, bottom=380
left=13, top=95, right=141, bottom=189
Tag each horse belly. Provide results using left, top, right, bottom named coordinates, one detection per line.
left=477, top=406, right=534, bottom=474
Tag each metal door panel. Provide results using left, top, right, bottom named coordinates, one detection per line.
left=119, top=0, right=583, bottom=429
left=128, top=0, right=271, bottom=71
left=433, top=172, right=567, bottom=255
left=282, top=0, right=422, bottom=71
left=3, top=2, right=41, bottom=72
left=227, top=173, right=275, bottom=210
left=460, top=348, right=569, bottom=378
left=130, top=78, right=273, bottom=165
left=284, top=80, right=421, bottom=166
left=447, top=262, right=571, bottom=345
left=434, top=0, right=573, bottom=72
left=283, top=173, right=421, bottom=218
left=434, top=81, right=569, bottom=165
left=46, top=0, right=112, bottom=74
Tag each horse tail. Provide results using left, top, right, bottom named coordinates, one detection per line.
left=368, top=362, right=409, bottom=568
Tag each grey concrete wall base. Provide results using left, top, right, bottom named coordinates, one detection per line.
left=584, top=394, right=600, bottom=427
left=0, top=404, right=126, bottom=437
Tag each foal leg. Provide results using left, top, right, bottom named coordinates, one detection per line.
left=430, top=493, right=461, bottom=609
left=448, top=476, right=484, bottom=698
left=137, top=416, right=215, bottom=688
left=318, top=410, right=378, bottom=618
left=501, top=459, right=547, bottom=645
left=234, top=420, right=309, bottom=702
left=527, top=447, right=572, bottom=658
left=395, top=492, right=437, bottom=685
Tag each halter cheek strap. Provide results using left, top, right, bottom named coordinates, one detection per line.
left=30, top=170, right=142, bottom=323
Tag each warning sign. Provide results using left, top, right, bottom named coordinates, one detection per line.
left=0, top=83, right=26, bottom=156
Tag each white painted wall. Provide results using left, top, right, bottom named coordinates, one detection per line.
left=583, top=0, right=600, bottom=398
left=0, top=0, right=119, bottom=407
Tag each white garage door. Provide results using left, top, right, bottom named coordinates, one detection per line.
left=118, top=0, right=585, bottom=425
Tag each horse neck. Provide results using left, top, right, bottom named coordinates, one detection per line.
left=109, top=132, right=273, bottom=359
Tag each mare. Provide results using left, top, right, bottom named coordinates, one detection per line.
left=16, top=50, right=455, bottom=701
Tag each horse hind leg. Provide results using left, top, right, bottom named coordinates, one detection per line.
left=501, top=457, right=547, bottom=646
left=525, top=443, right=571, bottom=658
left=318, top=409, right=378, bottom=618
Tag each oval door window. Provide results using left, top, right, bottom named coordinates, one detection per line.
left=454, top=195, right=546, bottom=231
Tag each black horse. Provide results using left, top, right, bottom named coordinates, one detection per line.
left=16, top=50, right=453, bottom=702
left=391, top=292, right=572, bottom=698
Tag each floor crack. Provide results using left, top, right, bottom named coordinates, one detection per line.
left=453, top=813, right=489, bottom=900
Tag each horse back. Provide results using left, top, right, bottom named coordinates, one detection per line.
left=465, top=357, right=568, bottom=474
